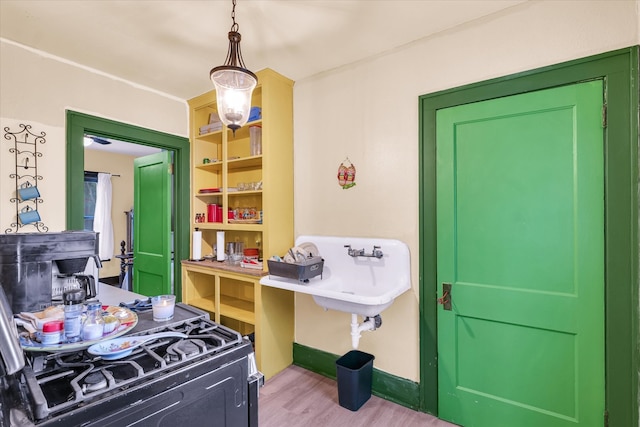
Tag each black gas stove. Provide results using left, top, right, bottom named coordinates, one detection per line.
left=2, top=303, right=261, bottom=426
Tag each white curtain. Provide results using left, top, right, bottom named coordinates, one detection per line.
left=93, top=173, right=114, bottom=261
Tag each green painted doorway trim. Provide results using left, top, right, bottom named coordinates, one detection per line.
left=418, top=46, right=639, bottom=427
left=65, top=110, right=190, bottom=302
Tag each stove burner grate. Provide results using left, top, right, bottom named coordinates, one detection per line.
left=21, top=315, right=247, bottom=421
left=82, top=371, right=108, bottom=393
left=165, top=339, right=206, bottom=362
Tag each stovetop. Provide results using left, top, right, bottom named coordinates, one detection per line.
left=5, top=303, right=253, bottom=425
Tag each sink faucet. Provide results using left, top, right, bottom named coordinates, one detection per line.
left=372, top=246, right=383, bottom=259
left=344, top=245, right=364, bottom=257
left=344, top=245, right=383, bottom=258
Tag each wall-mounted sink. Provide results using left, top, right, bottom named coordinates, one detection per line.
left=260, top=235, right=411, bottom=317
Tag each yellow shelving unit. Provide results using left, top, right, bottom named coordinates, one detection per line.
left=181, top=68, right=294, bottom=380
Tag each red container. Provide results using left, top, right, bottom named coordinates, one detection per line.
left=42, top=320, right=64, bottom=333
left=207, top=204, right=217, bottom=222
left=216, top=205, right=223, bottom=223
left=244, top=248, right=260, bottom=258
left=41, top=320, right=64, bottom=345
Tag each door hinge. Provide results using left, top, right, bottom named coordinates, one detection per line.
left=602, top=104, right=607, bottom=128
left=168, top=163, right=174, bottom=175
left=604, top=410, right=609, bottom=427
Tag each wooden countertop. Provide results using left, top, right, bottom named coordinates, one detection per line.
left=181, top=259, right=267, bottom=278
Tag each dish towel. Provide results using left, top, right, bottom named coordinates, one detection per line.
left=94, top=173, right=114, bottom=261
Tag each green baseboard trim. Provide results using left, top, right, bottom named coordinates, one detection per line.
left=292, top=343, right=421, bottom=411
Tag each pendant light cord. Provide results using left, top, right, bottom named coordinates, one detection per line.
left=230, top=0, right=239, bottom=32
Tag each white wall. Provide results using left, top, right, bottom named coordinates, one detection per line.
left=292, top=0, right=639, bottom=382
left=0, top=39, right=187, bottom=232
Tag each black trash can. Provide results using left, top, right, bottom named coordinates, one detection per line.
left=335, top=350, right=375, bottom=411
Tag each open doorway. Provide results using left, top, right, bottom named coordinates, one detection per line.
left=83, top=136, right=164, bottom=290
left=65, top=111, right=190, bottom=300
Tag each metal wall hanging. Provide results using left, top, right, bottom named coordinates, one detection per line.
left=4, top=124, right=48, bottom=233
left=337, top=158, right=356, bottom=189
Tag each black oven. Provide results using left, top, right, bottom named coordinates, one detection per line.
left=1, top=303, right=262, bottom=427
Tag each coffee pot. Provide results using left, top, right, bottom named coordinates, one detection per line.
left=54, top=258, right=98, bottom=300
left=0, top=231, right=101, bottom=313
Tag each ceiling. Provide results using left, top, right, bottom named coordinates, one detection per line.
left=1, top=0, right=526, bottom=101
left=84, top=136, right=162, bottom=157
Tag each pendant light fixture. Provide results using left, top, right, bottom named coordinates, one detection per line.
left=210, top=0, right=257, bottom=135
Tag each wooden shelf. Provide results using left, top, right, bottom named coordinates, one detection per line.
left=187, top=297, right=216, bottom=314
left=228, top=156, right=262, bottom=169
left=220, top=296, right=255, bottom=324
left=195, top=162, right=222, bottom=171
left=189, top=222, right=264, bottom=232
left=194, top=190, right=263, bottom=198
left=185, top=68, right=294, bottom=380
left=226, top=119, right=263, bottom=139
left=228, top=190, right=262, bottom=196
left=197, top=130, right=224, bottom=142
left=182, top=260, right=266, bottom=278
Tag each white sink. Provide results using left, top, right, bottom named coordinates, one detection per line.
left=260, top=235, right=411, bottom=317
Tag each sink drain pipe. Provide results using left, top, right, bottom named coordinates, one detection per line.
left=350, top=314, right=382, bottom=349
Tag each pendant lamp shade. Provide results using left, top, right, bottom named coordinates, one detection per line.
left=210, top=1, right=257, bottom=134
left=210, top=65, right=257, bottom=133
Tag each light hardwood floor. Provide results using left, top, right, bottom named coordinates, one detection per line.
left=259, top=365, right=458, bottom=427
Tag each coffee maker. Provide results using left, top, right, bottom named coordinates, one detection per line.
left=0, top=231, right=102, bottom=313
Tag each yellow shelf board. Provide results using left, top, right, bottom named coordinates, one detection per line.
left=195, top=162, right=223, bottom=171
left=195, top=156, right=261, bottom=170
left=227, top=120, right=263, bottom=139
left=192, top=222, right=264, bottom=232
left=220, top=297, right=255, bottom=324
left=228, top=190, right=262, bottom=197
left=183, top=260, right=266, bottom=279
left=196, top=130, right=224, bottom=143
left=194, top=190, right=262, bottom=199
left=188, top=297, right=216, bottom=314
left=228, top=156, right=262, bottom=170
left=194, top=193, right=222, bottom=199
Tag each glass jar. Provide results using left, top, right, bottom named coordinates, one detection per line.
left=82, top=302, right=105, bottom=341
left=41, top=320, right=64, bottom=345
left=63, top=289, right=85, bottom=343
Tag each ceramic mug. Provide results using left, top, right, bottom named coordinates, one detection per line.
left=18, top=182, right=40, bottom=201
left=18, top=207, right=41, bottom=224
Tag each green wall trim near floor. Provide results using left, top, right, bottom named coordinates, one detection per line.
left=293, top=343, right=421, bottom=410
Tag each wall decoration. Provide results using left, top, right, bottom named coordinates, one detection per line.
left=4, top=124, right=48, bottom=233
left=337, top=158, right=356, bottom=189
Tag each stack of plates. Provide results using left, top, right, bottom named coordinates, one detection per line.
left=283, top=242, right=320, bottom=263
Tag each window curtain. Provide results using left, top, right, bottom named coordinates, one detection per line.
left=93, top=173, right=114, bottom=261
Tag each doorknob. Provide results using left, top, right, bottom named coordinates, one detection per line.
left=438, top=283, right=452, bottom=311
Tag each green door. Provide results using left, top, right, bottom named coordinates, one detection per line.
left=133, top=151, right=172, bottom=297
left=436, top=81, right=604, bottom=427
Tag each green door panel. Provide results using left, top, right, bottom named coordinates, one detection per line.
left=436, top=81, right=604, bottom=427
left=133, top=151, right=172, bottom=297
